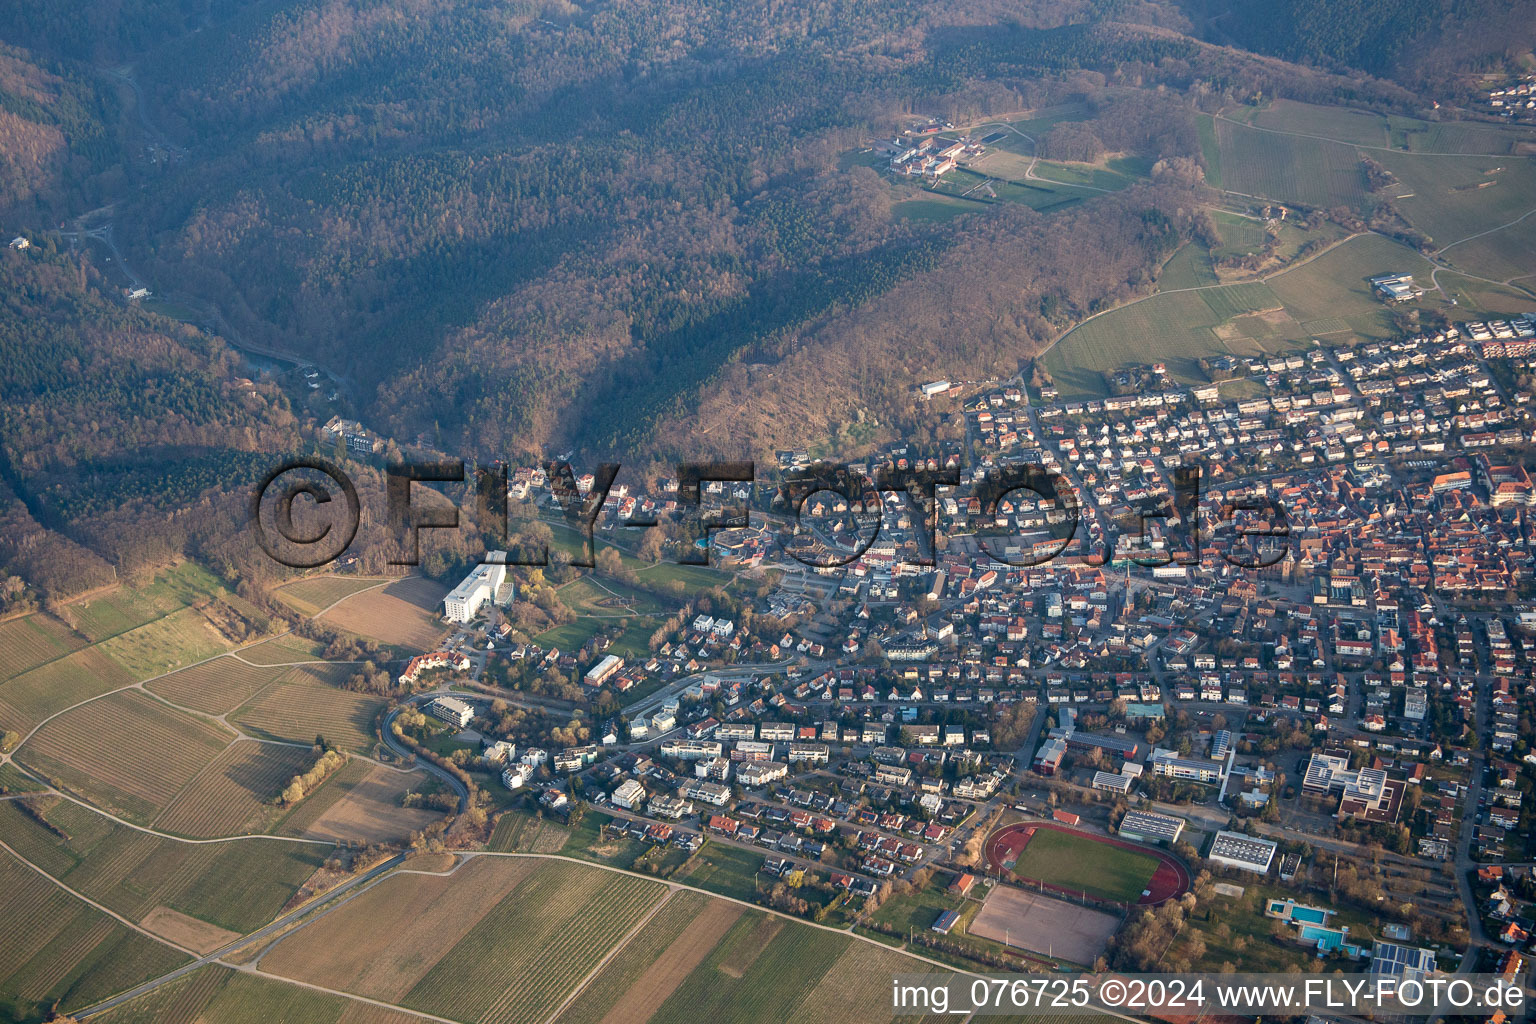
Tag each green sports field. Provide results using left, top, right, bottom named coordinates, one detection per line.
left=1009, top=828, right=1158, bottom=904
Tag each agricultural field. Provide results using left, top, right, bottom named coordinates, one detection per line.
left=0, top=645, right=136, bottom=736
left=262, top=857, right=668, bottom=1024
left=0, top=613, right=86, bottom=683
left=274, top=576, right=388, bottom=617
left=151, top=740, right=315, bottom=838
left=1213, top=117, right=1371, bottom=209
left=90, top=966, right=367, bottom=1024
left=0, top=798, right=326, bottom=933
left=96, top=605, right=238, bottom=680
left=317, top=576, right=446, bottom=652
left=1375, top=152, right=1536, bottom=256
left=63, top=563, right=232, bottom=643
left=230, top=663, right=384, bottom=754
left=0, top=849, right=189, bottom=1022
left=259, top=856, right=541, bottom=1001
left=19, top=690, right=234, bottom=824
left=1266, top=233, right=1434, bottom=330
left=145, top=656, right=287, bottom=716
left=235, top=633, right=328, bottom=665
left=1248, top=100, right=1391, bottom=147
left=489, top=808, right=573, bottom=853
left=290, top=763, right=442, bottom=844
left=1007, top=827, right=1158, bottom=903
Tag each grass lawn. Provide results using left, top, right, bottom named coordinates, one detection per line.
left=671, top=839, right=766, bottom=901
left=1008, top=829, right=1159, bottom=904
left=893, top=194, right=984, bottom=222
left=1172, top=879, right=1381, bottom=973
left=1043, top=282, right=1297, bottom=397
left=1159, top=244, right=1218, bottom=290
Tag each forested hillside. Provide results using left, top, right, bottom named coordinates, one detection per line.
left=1192, top=0, right=1536, bottom=86
left=0, top=243, right=302, bottom=608
left=0, top=0, right=1517, bottom=601
left=0, top=43, right=120, bottom=220
left=75, top=0, right=1415, bottom=468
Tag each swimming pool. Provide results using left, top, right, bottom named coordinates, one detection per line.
left=1291, top=906, right=1329, bottom=925
left=1299, top=924, right=1362, bottom=957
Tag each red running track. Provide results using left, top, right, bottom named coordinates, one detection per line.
left=984, top=821, right=1192, bottom=906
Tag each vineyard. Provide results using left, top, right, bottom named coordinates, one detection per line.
left=404, top=862, right=666, bottom=1024
left=489, top=809, right=573, bottom=854
left=1213, top=117, right=1371, bottom=209
left=552, top=891, right=716, bottom=1024
left=260, top=857, right=540, bottom=1001
left=646, top=911, right=846, bottom=1024
left=1377, top=152, right=1536, bottom=246
left=235, top=634, right=327, bottom=666
left=274, top=576, right=388, bottom=617
left=1247, top=100, right=1389, bottom=146
left=146, top=656, right=286, bottom=715
left=0, top=850, right=189, bottom=1021
left=0, top=614, right=86, bottom=683
left=231, top=665, right=385, bottom=754
left=0, top=799, right=324, bottom=932
left=19, top=690, right=233, bottom=823
left=152, top=740, right=314, bottom=837
left=0, top=646, right=135, bottom=736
